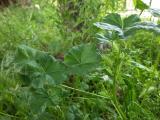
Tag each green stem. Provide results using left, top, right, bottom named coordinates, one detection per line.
left=149, top=0, right=153, bottom=7
left=112, top=67, right=126, bottom=120
left=111, top=46, right=126, bottom=119
left=149, top=0, right=153, bottom=21
left=0, top=112, right=19, bottom=118
left=102, top=83, right=126, bottom=119
left=139, top=10, right=144, bottom=16
left=60, top=84, right=111, bottom=100
left=61, top=82, right=126, bottom=119
left=112, top=79, right=126, bottom=120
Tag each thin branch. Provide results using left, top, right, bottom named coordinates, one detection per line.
left=60, top=84, right=111, bottom=100
left=0, top=112, right=19, bottom=118
left=149, top=0, right=153, bottom=7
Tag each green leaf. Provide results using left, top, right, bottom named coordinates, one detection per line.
left=64, top=44, right=101, bottom=75
left=94, top=22, right=124, bottom=37
left=123, top=14, right=141, bottom=28
left=133, top=0, right=149, bottom=10
left=125, top=22, right=160, bottom=36
left=149, top=8, right=160, bottom=17
left=95, top=13, right=141, bottom=39
left=103, top=13, right=123, bottom=28
left=15, top=45, right=68, bottom=88
left=95, top=13, right=160, bottom=40
left=15, top=45, right=41, bottom=72
left=32, top=56, right=68, bottom=86
left=30, top=90, right=49, bottom=113
left=131, top=61, right=151, bottom=72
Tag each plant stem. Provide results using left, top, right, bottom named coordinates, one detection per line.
left=60, top=84, right=111, bottom=100
left=139, top=10, right=144, bottom=16
left=61, top=80, right=126, bottom=119
left=102, top=82, right=126, bottom=120
left=111, top=45, right=127, bottom=120
left=112, top=76, right=126, bottom=120
left=0, top=112, right=19, bottom=118
left=149, top=0, right=153, bottom=7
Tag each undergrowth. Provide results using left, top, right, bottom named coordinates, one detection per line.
left=0, top=0, right=160, bottom=120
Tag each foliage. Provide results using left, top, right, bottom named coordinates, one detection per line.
left=15, top=45, right=68, bottom=87
left=0, top=0, right=160, bottom=120
left=101, top=31, right=160, bottom=119
left=133, top=0, right=149, bottom=11
left=94, top=13, right=160, bottom=41
left=64, top=44, right=101, bottom=75
left=56, top=0, right=126, bottom=44
left=15, top=43, right=101, bottom=87
left=149, top=8, right=160, bottom=17
left=0, top=2, right=69, bottom=60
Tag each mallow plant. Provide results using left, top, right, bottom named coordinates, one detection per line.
left=11, top=43, right=103, bottom=119
left=94, top=13, right=160, bottom=42
left=14, top=43, right=101, bottom=88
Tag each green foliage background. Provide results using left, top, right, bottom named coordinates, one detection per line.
left=0, top=0, right=160, bottom=120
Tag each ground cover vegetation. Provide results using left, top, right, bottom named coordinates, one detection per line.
left=0, top=0, right=160, bottom=119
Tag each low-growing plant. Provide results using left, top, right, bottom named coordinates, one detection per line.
left=0, top=0, right=160, bottom=120
left=94, top=13, right=160, bottom=42
left=2, top=43, right=102, bottom=119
